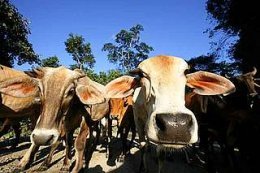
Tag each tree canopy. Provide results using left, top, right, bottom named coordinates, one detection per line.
left=64, top=33, right=95, bottom=70
left=41, top=56, right=61, bottom=68
left=188, top=54, right=239, bottom=76
left=206, top=0, right=260, bottom=73
left=102, top=24, right=153, bottom=72
left=0, top=0, right=39, bottom=67
left=86, top=69, right=122, bottom=85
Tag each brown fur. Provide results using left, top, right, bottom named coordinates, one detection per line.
left=106, top=96, right=136, bottom=164
left=0, top=65, right=40, bottom=147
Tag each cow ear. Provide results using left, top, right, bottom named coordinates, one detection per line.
left=104, top=76, right=138, bottom=98
left=76, top=82, right=105, bottom=105
left=0, top=77, right=39, bottom=98
left=186, top=71, right=235, bottom=95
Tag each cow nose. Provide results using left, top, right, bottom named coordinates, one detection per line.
left=155, top=113, right=192, bottom=143
left=31, top=129, right=58, bottom=146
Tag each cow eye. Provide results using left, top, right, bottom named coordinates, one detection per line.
left=68, top=88, right=75, bottom=95
left=184, top=69, right=190, bottom=75
left=124, top=101, right=128, bottom=107
left=65, top=87, right=75, bottom=97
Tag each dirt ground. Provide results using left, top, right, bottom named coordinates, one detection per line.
left=0, top=135, right=209, bottom=173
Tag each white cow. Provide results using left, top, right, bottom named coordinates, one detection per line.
left=104, top=55, right=235, bottom=173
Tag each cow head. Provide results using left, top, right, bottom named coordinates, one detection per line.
left=232, top=67, right=258, bottom=96
left=105, top=55, right=235, bottom=148
left=0, top=66, right=105, bottom=146
left=109, top=96, right=133, bottom=125
left=225, top=67, right=260, bottom=108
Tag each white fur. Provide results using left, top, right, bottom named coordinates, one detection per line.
left=31, top=128, right=59, bottom=145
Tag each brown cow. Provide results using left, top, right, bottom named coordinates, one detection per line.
left=0, top=66, right=105, bottom=172
left=106, top=95, right=136, bottom=165
left=185, top=67, right=260, bottom=172
left=72, top=82, right=110, bottom=173
left=0, top=65, right=40, bottom=148
left=104, top=55, right=235, bottom=173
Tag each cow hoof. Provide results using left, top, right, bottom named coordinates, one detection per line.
left=14, top=164, right=28, bottom=173
left=106, top=160, right=116, bottom=166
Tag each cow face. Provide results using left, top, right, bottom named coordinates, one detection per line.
left=233, top=67, right=258, bottom=96
left=0, top=67, right=105, bottom=146
left=109, top=96, right=133, bottom=124
left=105, top=55, right=235, bottom=148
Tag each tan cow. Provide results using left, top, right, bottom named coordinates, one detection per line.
left=0, top=66, right=105, bottom=172
left=72, top=81, right=110, bottom=173
left=107, top=95, right=136, bottom=165
left=104, top=55, right=235, bottom=173
left=0, top=65, right=40, bottom=147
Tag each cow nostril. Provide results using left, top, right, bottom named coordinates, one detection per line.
left=32, top=134, right=35, bottom=139
left=156, top=115, right=166, bottom=131
left=46, top=134, right=55, bottom=144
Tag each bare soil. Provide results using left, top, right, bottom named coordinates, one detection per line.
left=0, top=136, right=208, bottom=173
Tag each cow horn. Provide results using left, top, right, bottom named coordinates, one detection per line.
left=251, top=67, right=257, bottom=76
left=254, top=82, right=260, bottom=88
left=24, top=67, right=45, bottom=79
left=128, top=68, right=142, bottom=75
left=225, top=74, right=231, bottom=79
left=74, top=68, right=85, bottom=75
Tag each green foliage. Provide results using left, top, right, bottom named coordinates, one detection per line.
left=188, top=54, right=239, bottom=76
left=102, top=24, right=153, bottom=72
left=41, top=56, right=61, bottom=67
left=0, top=0, right=39, bottom=67
left=64, top=33, right=95, bottom=70
left=86, top=69, right=122, bottom=85
left=206, top=0, right=260, bottom=73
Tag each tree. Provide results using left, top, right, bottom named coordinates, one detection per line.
left=41, top=56, right=61, bottom=67
left=86, top=69, right=122, bottom=85
left=188, top=54, right=239, bottom=76
left=0, top=0, right=39, bottom=67
left=102, top=24, right=153, bottom=72
left=206, top=0, right=260, bottom=73
left=64, top=33, right=95, bottom=70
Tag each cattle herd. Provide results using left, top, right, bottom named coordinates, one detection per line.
left=0, top=55, right=259, bottom=173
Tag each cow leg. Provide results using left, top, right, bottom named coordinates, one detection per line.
left=118, top=124, right=131, bottom=162
left=139, top=142, right=148, bottom=173
left=84, top=121, right=100, bottom=169
left=71, top=117, right=88, bottom=173
left=37, top=141, right=60, bottom=171
left=135, top=119, right=147, bottom=173
left=106, top=116, right=112, bottom=158
left=11, top=122, right=21, bottom=149
left=130, top=121, right=136, bottom=145
left=0, top=118, right=11, bottom=136
left=60, top=131, right=74, bottom=173
left=16, top=143, right=39, bottom=171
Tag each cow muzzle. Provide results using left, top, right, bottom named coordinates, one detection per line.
left=155, top=113, right=194, bottom=145
left=31, top=128, right=59, bottom=146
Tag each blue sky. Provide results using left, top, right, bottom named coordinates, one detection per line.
left=12, top=0, right=212, bottom=72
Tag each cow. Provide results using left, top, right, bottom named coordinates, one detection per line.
left=0, top=66, right=106, bottom=172
left=185, top=67, right=260, bottom=172
left=106, top=95, right=136, bottom=165
left=0, top=65, right=41, bottom=148
left=104, top=55, right=235, bottom=173
left=72, top=82, right=110, bottom=173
